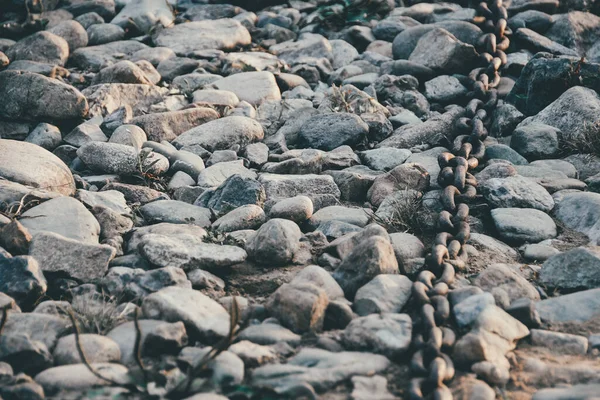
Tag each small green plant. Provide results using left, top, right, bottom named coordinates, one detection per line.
left=202, top=228, right=244, bottom=247
left=130, top=149, right=168, bottom=192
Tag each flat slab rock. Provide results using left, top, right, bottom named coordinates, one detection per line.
left=152, top=19, right=251, bottom=56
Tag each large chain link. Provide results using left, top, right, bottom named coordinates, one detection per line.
left=408, top=1, right=511, bottom=399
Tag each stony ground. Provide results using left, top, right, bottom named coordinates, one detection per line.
left=1, top=0, right=600, bottom=399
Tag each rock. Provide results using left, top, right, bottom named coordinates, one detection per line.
left=53, top=334, right=121, bottom=365
left=367, top=163, right=430, bottom=207
left=360, top=148, right=412, bottom=171
left=354, top=275, right=413, bottom=316
left=173, top=116, right=264, bottom=151
left=77, top=142, right=168, bottom=176
left=25, top=123, right=62, bottom=151
left=47, top=20, right=88, bottom=52
left=34, top=363, right=130, bottom=394
left=333, top=235, right=399, bottom=299
left=0, top=139, right=76, bottom=196
left=454, top=292, right=496, bottom=328
left=1, top=312, right=71, bottom=351
left=517, top=86, right=600, bottom=141
left=260, top=173, right=341, bottom=211
left=522, top=243, right=560, bottom=261
left=63, top=122, right=107, bottom=147
left=111, top=0, right=175, bottom=34
left=229, top=340, right=277, bottom=367
left=308, top=206, right=371, bottom=229
left=6, top=31, right=69, bottom=65
left=92, top=60, right=154, bottom=85
left=533, top=384, right=600, bottom=400
left=107, top=320, right=187, bottom=365
left=554, top=192, right=600, bottom=244
left=142, top=287, right=230, bottom=342
left=180, top=347, right=244, bottom=387
left=530, top=329, right=588, bottom=355
left=87, top=23, right=125, bottom=45
left=537, top=287, right=600, bottom=328
left=29, top=232, right=115, bottom=281
left=424, top=75, right=468, bottom=103
left=108, top=124, right=147, bottom=148
left=246, top=219, right=302, bottom=267
left=270, top=33, right=333, bottom=64
left=510, top=123, right=560, bottom=159
left=297, top=113, right=369, bottom=151
left=0, top=333, right=53, bottom=374
left=251, top=347, right=389, bottom=392
left=545, top=11, right=600, bottom=54
left=491, top=208, right=557, bottom=243
left=266, top=283, right=329, bottom=333
left=268, top=195, right=313, bottom=222
left=481, top=176, right=554, bottom=212
left=192, top=89, right=239, bottom=107
left=131, top=108, right=219, bottom=142
left=20, top=197, right=100, bottom=244
left=212, top=205, right=266, bottom=232
left=196, top=175, right=265, bottom=214
left=82, top=83, right=168, bottom=117
left=0, top=256, right=46, bottom=309
left=408, top=28, right=479, bottom=74
left=197, top=160, right=257, bottom=189
left=474, top=264, right=540, bottom=305
left=102, top=182, right=167, bottom=204
left=138, top=200, right=211, bottom=227
left=238, top=322, right=301, bottom=346
left=351, top=375, right=396, bottom=400
left=515, top=27, right=578, bottom=56
left=539, top=247, right=600, bottom=290
left=209, top=71, right=281, bottom=106
left=71, top=40, right=148, bottom=71
left=152, top=19, right=251, bottom=55
left=0, top=71, right=88, bottom=121
left=342, top=313, right=412, bottom=358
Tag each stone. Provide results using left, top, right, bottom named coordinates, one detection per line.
left=474, top=264, right=540, bottom=304
left=92, top=60, right=154, bottom=85
left=515, top=27, right=578, bottom=56
left=354, top=275, right=413, bottom=316
left=297, top=113, right=369, bottom=151
left=260, top=173, right=341, bottom=209
left=229, top=340, right=277, bottom=367
left=138, top=200, right=211, bottom=227
left=108, top=124, right=147, bottom=148
left=53, top=334, right=121, bottom=365
left=0, top=140, right=75, bottom=196
left=342, top=313, right=412, bottom=358
left=510, top=123, right=560, bottom=159
left=63, top=122, right=107, bottom=147
left=539, top=247, right=600, bottom=290
left=77, top=142, right=168, bottom=176
left=408, top=28, right=479, bottom=74
left=0, top=255, right=47, bottom=309
left=34, top=363, right=131, bottom=394
left=197, top=160, right=257, bottom=189
left=29, top=232, right=115, bottom=281
left=367, top=163, right=430, bottom=208
left=209, top=71, right=281, bottom=106
left=491, top=208, right=557, bottom=243
left=152, top=19, right=251, bottom=55
left=137, top=233, right=246, bottom=272
left=6, top=31, right=69, bottom=65
left=238, top=322, right=301, bottom=346
left=246, top=219, right=302, bottom=267
left=173, top=116, right=264, bottom=152
left=517, top=86, right=600, bottom=142
left=212, top=205, right=266, bottom=233
left=537, top=288, right=600, bottom=327
left=82, top=83, right=168, bottom=117
left=453, top=292, right=496, bottom=328
left=266, top=283, right=329, bottom=333
left=309, top=206, right=371, bottom=229
left=545, top=11, right=600, bottom=54
left=481, top=176, right=554, bottom=212
left=196, top=175, right=265, bottom=214
left=268, top=195, right=313, bottom=222
left=87, top=23, right=125, bottom=45
left=71, top=41, right=148, bottom=71
left=0, top=71, right=88, bottom=121
left=554, top=192, right=600, bottom=244
left=2, top=312, right=71, bottom=351
left=25, top=123, right=62, bottom=151
left=270, top=33, right=333, bottom=64
left=360, top=148, right=412, bottom=171
left=0, top=333, right=53, bottom=374
left=192, top=89, right=239, bottom=107
left=20, top=197, right=100, bottom=244
left=333, top=235, right=399, bottom=299
left=533, top=384, right=600, bottom=400
left=530, top=329, right=588, bottom=355
left=351, top=375, right=396, bottom=400
left=111, top=0, right=175, bottom=34
left=424, top=75, right=468, bottom=103
left=47, top=20, right=88, bottom=52
left=131, top=108, right=218, bottom=142
left=142, top=287, right=230, bottom=342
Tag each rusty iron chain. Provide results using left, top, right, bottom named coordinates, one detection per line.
left=408, top=1, right=511, bottom=399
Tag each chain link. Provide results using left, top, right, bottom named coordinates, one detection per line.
left=408, top=1, right=511, bottom=398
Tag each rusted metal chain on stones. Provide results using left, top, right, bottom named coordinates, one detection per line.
left=408, top=1, right=511, bottom=399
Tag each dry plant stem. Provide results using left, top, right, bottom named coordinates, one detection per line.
left=133, top=307, right=149, bottom=384
left=0, top=306, right=8, bottom=336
